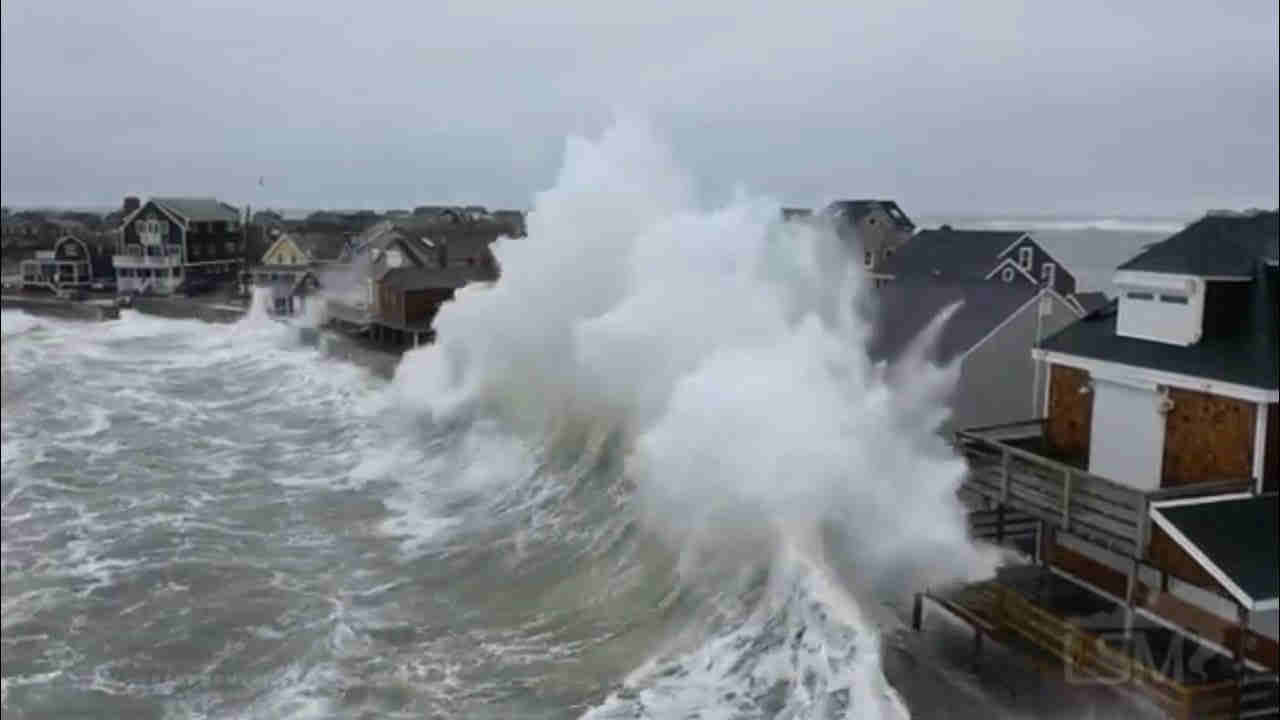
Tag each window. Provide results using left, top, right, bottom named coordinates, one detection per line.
left=1019, top=247, right=1033, bottom=270
left=1001, top=267, right=1016, bottom=283
left=1126, top=291, right=1154, bottom=300
left=864, top=251, right=874, bottom=268
left=173, top=267, right=182, bottom=278
left=1041, top=262, right=1056, bottom=286
left=1160, top=294, right=1189, bottom=304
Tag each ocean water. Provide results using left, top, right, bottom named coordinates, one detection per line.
left=2, top=124, right=1177, bottom=720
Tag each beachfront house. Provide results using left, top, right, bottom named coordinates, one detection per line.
left=19, top=235, right=113, bottom=293
left=870, top=280, right=1086, bottom=434
left=115, top=197, right=242, bottom=296
left=252, top=232, right=348, bottom=315
left=821, top=199, right=916, bottom=271
left=373, top=267, right=470, bottom=348
left=923, top=210, right=1279, bottom=718
left=874, top=227, right=1079, bottom=299
left=325, top=215, right=503, bottom=346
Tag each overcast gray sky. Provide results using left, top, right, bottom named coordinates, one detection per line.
left=2, top=1, right=1277, bottom=216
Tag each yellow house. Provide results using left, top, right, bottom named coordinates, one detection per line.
left=252, top=232, right=348, bottom=314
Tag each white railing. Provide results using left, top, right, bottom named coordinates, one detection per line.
left=114, top=254, right=182, bottom=267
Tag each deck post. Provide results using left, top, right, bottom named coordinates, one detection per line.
left=1123, top=556, right=1139, bottom=644
left=1062, top=468, right=1072, bottom=530
left=1235, top=602, right=1249, bottom=715
left=996, top=504, right=1006, bottom=545
left=1000, top=448, right=1010, bottom=503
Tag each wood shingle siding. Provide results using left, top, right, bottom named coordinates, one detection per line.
left=1160, top=388, right=1256, bottom=488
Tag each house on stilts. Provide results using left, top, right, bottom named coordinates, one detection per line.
left=916, top=210, right=1280, bottom=719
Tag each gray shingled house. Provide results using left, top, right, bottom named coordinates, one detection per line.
left=868, top=279, right=1085, bottom=433
left=821, top=199, right=916, bottom=272
left=873, top=226, right=1080, bottom=301
left=115, top=197, right=243, bottom=296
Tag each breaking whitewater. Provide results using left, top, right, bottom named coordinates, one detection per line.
left=5, top=122, right=1147, bottom=719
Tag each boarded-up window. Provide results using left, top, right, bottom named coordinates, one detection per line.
left=1161, top=388, right=1255, bottom=488
left=1047, top=365, right=1092, bottom=461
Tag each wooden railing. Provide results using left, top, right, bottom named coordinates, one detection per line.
left=955, top=423, right=1150, bottom=556
left=954, top=422, right=1254, bottom=558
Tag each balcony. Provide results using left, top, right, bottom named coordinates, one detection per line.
left=953, top=420, right=1252, bottom=557
left=114, top=253, right=182, bottom=268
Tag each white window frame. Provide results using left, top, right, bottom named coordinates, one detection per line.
left=1042, top=261, right=1056, bottom=286
left=1001, top=267, right=1016, bottom=283
left=1019, top=246, right=1033, bottom=270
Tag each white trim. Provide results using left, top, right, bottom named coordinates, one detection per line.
left=985, top=256, right=1039, bottom=284
left=994, top=233, right=1032, bottom=259
left=1149, top=506, right=1266, bottom=610
left=1253, top=403, right=1269, bottom=495
left=1150, top=492, right=1254, bottom=510
left=1034, top=350, right=1279, bottom=404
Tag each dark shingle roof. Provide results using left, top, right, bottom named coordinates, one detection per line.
left=379, top=267, right=471, bottom=291
left=1152, top=495, right=1278, bottom=608
left=1117, top=211, right=1278, bottom=277
left=1072, top=291, right=1110, bottom=315
left=877, top=228, right=1024, bottom=278
left=152, top=197, right=240, bottom=223
left=868, top=280, right=1040, bottom=364
left=1040, top=266, right=1278, bottom=389
left=824, top=200, right=915, bottom=231
left=289, top=233, right=348, bottom=262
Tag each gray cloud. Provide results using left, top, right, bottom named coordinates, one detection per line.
left=3, top=0, right=1276, bottom=215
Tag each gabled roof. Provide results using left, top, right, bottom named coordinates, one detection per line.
left=877, top=228, right=1025, bottom=278
left=868, top=280, right=1046, bottom=365
left=1150, top=494, right=1278, bottom=611
left=378, top=266, right=472, bottom=291
left=824, top=200, right=915, bottom=231
left=286, top=233, right=348, bottom=262
left=1117, top=211, right=1278, bottom=277
left=151, top=197, right=240, bottom=223
left=1040, top=265, right=1279, bottom=390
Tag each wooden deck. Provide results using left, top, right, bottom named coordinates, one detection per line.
left=955, top=420, right=1253, bottom=557
left=926, top=571, right=1278, bottom=719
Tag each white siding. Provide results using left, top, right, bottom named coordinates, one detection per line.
left=1088, top=379, right=1165, bottom=490
left=1114, top=271, right=1205, bottom=346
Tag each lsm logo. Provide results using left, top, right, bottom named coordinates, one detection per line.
left=1063, top=631, right=1221, bottom=687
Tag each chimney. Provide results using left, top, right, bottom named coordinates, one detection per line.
left=123, top=196, right=141, bottom=215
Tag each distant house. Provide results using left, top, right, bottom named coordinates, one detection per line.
left=19, top=235, right=113, bottom=292
left=930, top=211, right=1280, bottom=716
left=252, top=232, right=348, bottom=315
left=875, top=226, right=1079, bottom=299
left=115, top=197, right=242, bottom=296
left=325, top=217, right=501, bottom=346
left=821, top=199, right=916, bottom=271
left=374, top=267, right=471, bottom=347
left=325, top=222, right=443, bottom=336
left=869, top=280, right=1084, bottom=432
left=781, top=207, right=813, bottom=222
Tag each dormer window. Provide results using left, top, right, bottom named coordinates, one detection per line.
left=1115, top=271, right=1205, bottom=346
left=1041, top=262, right=1056, bottom=286
left=864, top=251, right=873, bottom=268
left=1001, top=267, right=1016, bottom=283
left=1019, top=247, right=1033, bottom=270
